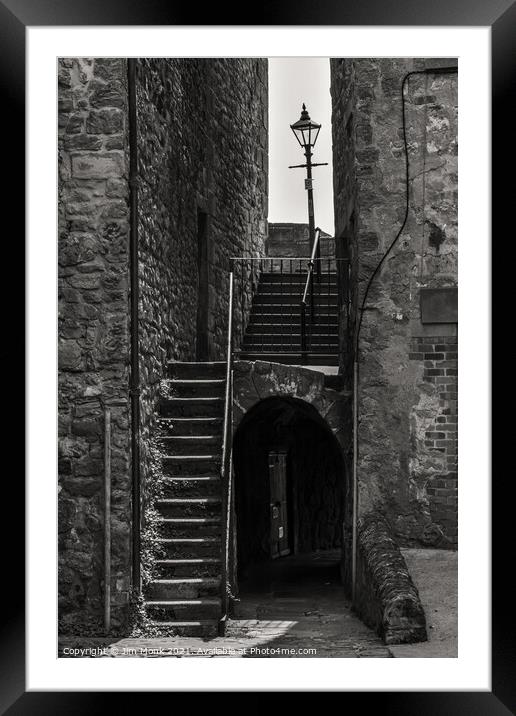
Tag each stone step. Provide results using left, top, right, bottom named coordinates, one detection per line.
left=235, top=351, right=339, bottom=366
left=145, top=598, right=222, bottom=620
left=242, top=337, right=339, bottom=353
left=161, top=455, right=221, bottom=477
left=157, top=537, right=221, bottom=559
left=242, top=347, right=339, bottom=356
left=242, top=343, right=339, bottom=353
left=247, top=313, right=339, bottom=333
left=157, top=417, right=223, bottom=437
left=160, top=397, right=225, bottom=418
left=256, top=283, right=338, bottom=295
left=162, top=379, right=225, bottom=399
left=253, top=293, right=338, bottom=305
left=244, top=330, right=338, bottom=340
left=249, top=303, right=339, bottom=315
left=246, top=324, right=338, bottom=336
left=158, top=516, right=222, bottom=537
left=259, top=272, right=338, bottom=283
left=148, top=577, right=221, bottom=600
left=146, top=620, right=219, bottom=637
left=157, top=434, right=222, bottom=454
left=167, top=361, right=226, bottom=380
left=155, top=558, right=221, bottom=578
left=257, top=287, right=339, bottom=299
left=156, top=497, right=221, bottom=518
left=159, top=476, right=221, bottom=498
left=241, top=350, right=339, bottom=361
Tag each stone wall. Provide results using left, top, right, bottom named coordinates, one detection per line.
left=58, top=58, right=269, bottom=632
left=330, top=59, right=458, bottom=547
left=58, top=58, right=132, bottom=632
left=267, top=223, right=333, bottom=259
left=355, top=513, right=427, bottom=644
left=135, top=58, right=268, bottom=509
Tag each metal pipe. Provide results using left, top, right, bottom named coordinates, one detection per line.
left=351, top=358, right=358, bottom=604
left=127, top=58, right=141, bottom=592
left=104, top=408, right=112, bottom=633
left=219, top=271, right=234, bottom=635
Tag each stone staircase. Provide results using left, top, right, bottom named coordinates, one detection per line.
left=143, top=361, right=225, bottom=637
left=236, top=270, right=340, bottom=365
left=141, top=266, right=342, bottom=635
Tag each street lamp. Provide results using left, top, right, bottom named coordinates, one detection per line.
left=289, top=103, right=327, bottom=255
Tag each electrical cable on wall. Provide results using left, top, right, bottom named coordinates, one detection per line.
left=354, top=66, right=458, bottom=358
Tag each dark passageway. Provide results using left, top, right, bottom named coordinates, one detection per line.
left=233, top=397, right=345, bottom=589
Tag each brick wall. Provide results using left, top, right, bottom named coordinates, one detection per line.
left=409, top=335, right=458, bottom=543
left=330, top=58, right=458, bottom=548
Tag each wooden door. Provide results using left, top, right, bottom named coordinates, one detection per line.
left=269, top=451, right=290, bottom=558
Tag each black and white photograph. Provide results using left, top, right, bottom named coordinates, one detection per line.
left=5, top=7, right=499, bottom=703
left=56, top=55, right=459, bottom=659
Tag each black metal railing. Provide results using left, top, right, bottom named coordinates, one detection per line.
left=300, top=227, right=323, bottom=352
left=230, top=251, right=349, bottom=357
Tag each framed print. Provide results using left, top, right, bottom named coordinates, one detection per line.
left=1, top=0, right=505, bottom=708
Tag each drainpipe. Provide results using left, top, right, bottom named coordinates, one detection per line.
left=351, top=357, right=358, bottom=604
left=127, top=58, right=141, bottom=591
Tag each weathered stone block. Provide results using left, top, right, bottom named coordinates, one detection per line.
left=59, top=340, right=84, bottom=372
left=105, top=178, right=127, bottom=199
left=86, top=108, right=124, bottom=134
left=105, top=136, right=125, bottom=150
left=94, top=58, right=126, bottom=81
left=66, top=113, right=85, bottom=134
left=62, top=475, right=102, bottom=497
left=63, top=134, right=103, bottom=151
left=71, top=152, right=125, bottom=179
left=89, top=79, right=126, bottom=108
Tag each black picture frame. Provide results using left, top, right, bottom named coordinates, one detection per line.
left=4, top=0, right=504, bottom=709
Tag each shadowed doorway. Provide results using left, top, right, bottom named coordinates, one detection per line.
left=233, top=397, right=345, bottom=590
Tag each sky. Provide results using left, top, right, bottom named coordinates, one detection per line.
left=268, top=58, right=334, bottom=235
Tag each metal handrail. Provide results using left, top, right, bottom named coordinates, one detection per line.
left=300, top=228, right=322, bottom=355
left=301, top=227, right=322, bottom=305
left=104, top=407, right=111, bottom=634
left=219, top=270, right=234, bottom=635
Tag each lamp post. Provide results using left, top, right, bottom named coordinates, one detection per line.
left=289, top=103, right=327, bottom=256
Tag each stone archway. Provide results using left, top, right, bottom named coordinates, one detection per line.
left=231, top=360, right=353, bottom=593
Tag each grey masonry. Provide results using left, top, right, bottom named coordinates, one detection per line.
left=58, top=56, right=457, bottom=637
left=330, top=58, right=458, bottom=548
left=58, top=58, right=268, bottom=632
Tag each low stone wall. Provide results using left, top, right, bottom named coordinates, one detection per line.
left=267, top=223, right=333, bottom=259
left=355, top=513, right=427, bottom=644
